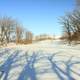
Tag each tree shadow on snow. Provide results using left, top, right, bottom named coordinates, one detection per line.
left=47, top=52, right=76, bottom=80
left=0, top=48, right=11, bottom=58
left=64, top=56, right=80, bottom=80
left=0, top=50, right=20, bottom=80
left=18, top=52, right=38, bottom=80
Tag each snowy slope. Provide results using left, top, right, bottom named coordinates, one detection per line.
left=0, top=40, right=80, bottom=80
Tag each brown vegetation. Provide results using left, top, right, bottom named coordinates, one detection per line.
left=35, top=34, right=54, bottom=41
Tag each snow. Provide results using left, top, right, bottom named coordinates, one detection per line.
left=0, top=40, right=80, bottom=80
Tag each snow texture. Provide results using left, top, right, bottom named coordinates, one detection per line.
left=0, top=40, right=80, bottom=80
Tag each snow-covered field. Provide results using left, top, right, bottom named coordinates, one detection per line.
left=0, top=40, right=80, bottom=80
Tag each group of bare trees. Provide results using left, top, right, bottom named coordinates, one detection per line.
left=0, top=16, right=16, bottom=46
left=0, top=16, right=33, bottom=46
left=35, top=34, right=54, bottom=41
left=60, top=0, right=80, bottom=44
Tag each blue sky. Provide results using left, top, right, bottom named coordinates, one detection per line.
left=0, top=0, right=75, bottom=36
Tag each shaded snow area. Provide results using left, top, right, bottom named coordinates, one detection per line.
left=0, top=40, right=80, bottom=80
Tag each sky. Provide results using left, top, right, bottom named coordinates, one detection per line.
left=0, top=0, right=75, bottom=36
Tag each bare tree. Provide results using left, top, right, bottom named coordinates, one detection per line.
left=76, top=0, right=80, bottom=8
left=59, top=16, right=72, bottom=44
left=60, top=9, right=80, bottom=44
left=16, top=25, right=23, bottom=44
left=68, top=11, right=80, bottom=41
left=25, top=31, right=33, bottom=44
left=0, top=16, right=16, bottom=46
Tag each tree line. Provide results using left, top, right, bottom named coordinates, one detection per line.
left=60, top=0, right=80, bottom=44
left=35, top=34, right=54, bottom=41
left=0, top=16, right=33, bottom=46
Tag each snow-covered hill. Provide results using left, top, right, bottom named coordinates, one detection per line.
left=0, top=40, right=80, bottom=80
